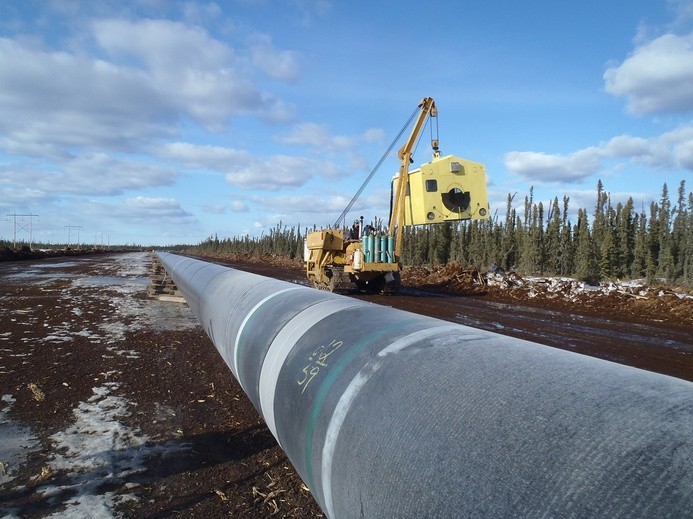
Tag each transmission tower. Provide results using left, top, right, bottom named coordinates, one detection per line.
left=6, top=213, right=39, bottom=250
left=65, top=225, right=85, bottom=250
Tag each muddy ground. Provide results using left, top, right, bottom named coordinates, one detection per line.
left=1, top=252, right=691, bottom=518
left=1, top=253, right=323, bottom=518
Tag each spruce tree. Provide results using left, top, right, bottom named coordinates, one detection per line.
left=500, top=193, right=517, bottom=270
left=545, top=197, right=562, bottom=274
left=685, top=192, right=693, bottom=284
left=434, top=222, right=453, bottom=264
left=671, top=180, right=688, bottom=282
left=655, top=184, right=675, bottom=281
left=575, top=208, right=599, bottom=283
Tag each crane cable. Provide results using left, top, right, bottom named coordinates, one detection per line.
left=333, top=105, right=421, bottom=229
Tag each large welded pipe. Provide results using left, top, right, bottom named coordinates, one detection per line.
left=156, top=252, right=692, bottom=518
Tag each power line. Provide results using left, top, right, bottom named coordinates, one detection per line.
left=6, top=213, right=39, bottom=249
left=65, top=225, right=84, bottom=250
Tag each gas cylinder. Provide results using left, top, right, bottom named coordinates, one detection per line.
left=353, top=248, right=363, bottom=271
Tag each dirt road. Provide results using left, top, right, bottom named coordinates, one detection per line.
left=1, top=252, right=691, bottom=518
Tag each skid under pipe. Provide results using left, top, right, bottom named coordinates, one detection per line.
left=156, top=252, right=691, bottom=518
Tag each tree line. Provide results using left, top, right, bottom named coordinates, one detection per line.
left=197, top=179, right=693, bottom=286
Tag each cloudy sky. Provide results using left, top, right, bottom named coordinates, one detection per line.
left=1, top=0, right=692, bottom=246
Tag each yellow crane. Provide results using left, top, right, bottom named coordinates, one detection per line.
left=305, top=97, right=489, bottom=293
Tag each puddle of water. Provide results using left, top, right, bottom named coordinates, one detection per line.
left=33, top=262, right=80, bottom=269
left=73, top=276, right=150, bottom=287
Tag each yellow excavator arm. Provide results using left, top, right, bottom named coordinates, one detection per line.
left=389, top=97, right=438, bottom=259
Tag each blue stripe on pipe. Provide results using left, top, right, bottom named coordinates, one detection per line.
left=319, top=324, right=461, bottom=519
left=259, top=298, right=364, bottom=443
left=301, top=320, right=404, bottom=491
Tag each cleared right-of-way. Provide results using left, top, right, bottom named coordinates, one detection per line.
left=357, top=287, right=693, bottom=382
left=217, top=258, right=693, bottom=382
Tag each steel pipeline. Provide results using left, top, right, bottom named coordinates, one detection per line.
left=155, top=252, right=692, bottom=518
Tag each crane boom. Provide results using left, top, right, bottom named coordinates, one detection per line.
left=389, top=97, right=438, bottom=259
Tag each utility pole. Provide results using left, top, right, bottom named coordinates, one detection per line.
left=65, top=225, right=84, bottom=250
left=6, top=213, right=39, bottom=250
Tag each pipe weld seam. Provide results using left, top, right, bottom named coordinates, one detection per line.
left=233, top=286, right=305, bottom=389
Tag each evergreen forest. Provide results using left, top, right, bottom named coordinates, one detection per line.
left=196, top=180, right=693, bottom=286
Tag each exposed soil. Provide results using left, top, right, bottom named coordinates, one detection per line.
left=0, top=253, right=323, bottom=518
left=1, top=251, right=691, bottom=518
left=0, top=246, right=137, bottom=263
left=400, top=261, right=693, bottom=330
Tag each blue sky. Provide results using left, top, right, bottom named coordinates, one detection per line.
left=1, top=0, right=691, bottom=246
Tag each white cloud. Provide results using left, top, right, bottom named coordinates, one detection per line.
left=230, top=200, right=249, bottom=212
left=0, top=187, right=53, bottom=211
left=226, top=155, right=344, bottom=190
left=158, top=141, right=348, bottom=190
left=157, top=142, right=253, bottom=170
left=0, top=37, right=168, bottom=152
left=278, top=123, right=352, bottom=151
left=0, top=137, right=73, bottom=160
left=670, top=130, right=693, bottom=169
left=277, top=123, right=386, bottom=158
left=46, top=196, right=199, bottom=244
left=0, top=154, right=176, bottom=198
left=199, top=200, right=249, bottom=213
left=248, top=34, right=301, bottom=82
left=121, top=196, right=194, bottom=223
left=505, top=126, right=693, bottom=182
left=181, top=2, right=224, bottom=25
left=63, top=153, right=177, bottom=195
left=91, top=18, right=273, bottom=130
left=0, top=18, right=298, bottom=160
left=362, top=128, right=387, bottom=144
left=250, top=194, right=349, bottom=213
left=603, top=135, right=673, bottom=168
left=604, top=33, right=693, bottom=115
left=200, top=203, right=228, bottom=214
left=504, top=148, right=603, bottom=182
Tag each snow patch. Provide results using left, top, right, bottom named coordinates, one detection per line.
left=0, top=394, right=39, bottom=486
left=40, top=383, right=148, bottom=517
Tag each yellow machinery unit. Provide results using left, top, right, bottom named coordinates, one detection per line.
left=305, top=97, right=490, bottom=294
left=394, top=154, right=489, bottom=225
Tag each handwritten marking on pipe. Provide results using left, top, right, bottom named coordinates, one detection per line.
left=319, top=324, right=460, bottom=519
left=298, top=340, right=344, bottom=394
left=258, top=299, right=362, bottom=443
left=302, top=322, right=406, bottom=493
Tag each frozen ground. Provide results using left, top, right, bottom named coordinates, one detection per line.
left=1, top=254, right=197, bottom=517
left=0, top=252, right=321, bottom=518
